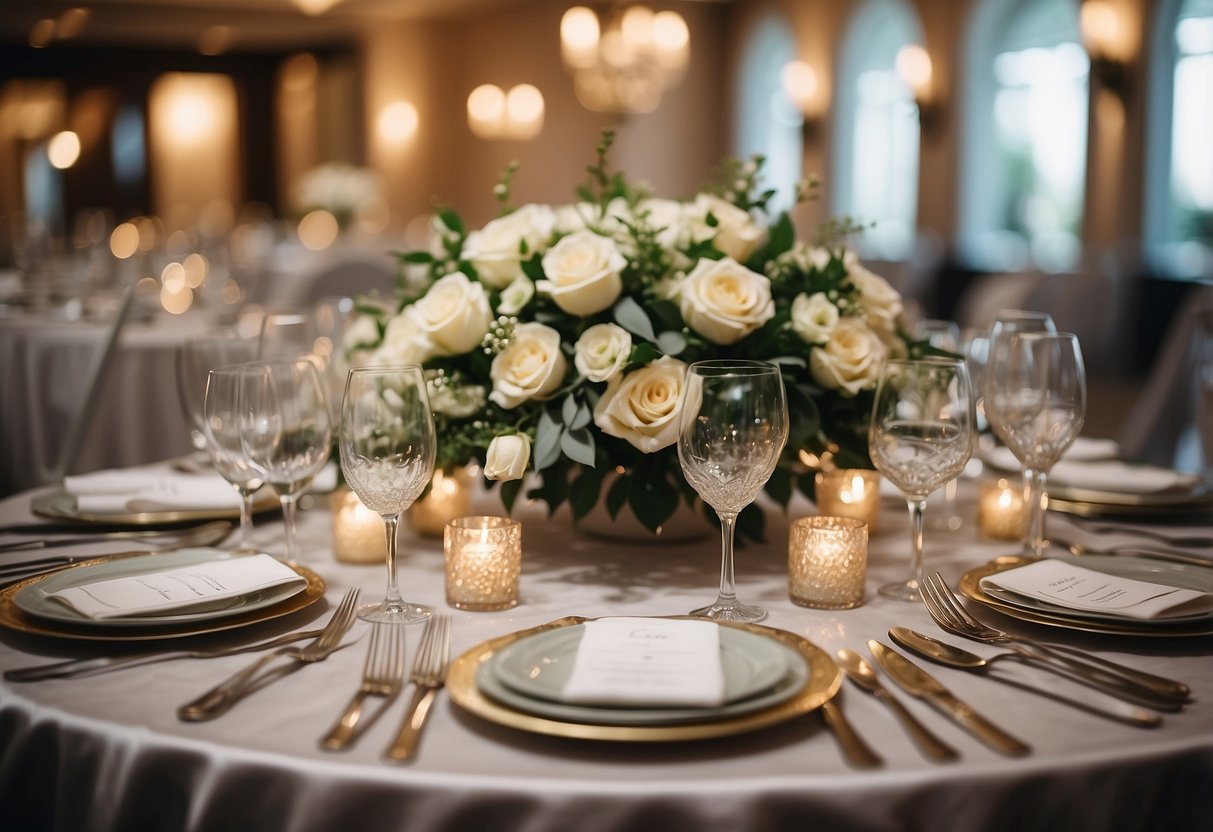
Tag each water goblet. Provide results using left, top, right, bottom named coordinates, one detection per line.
left=677, top=360, right=789, bottom=623
left=983, top=332, right=1086, bottom=558
left=176, top=334, right=258, bottom=454
left=202, top=366, right=267, bottom=551
left=340, top=366, right=436, bottom=624
left=869, top=358, right=975, bottom=601
left=258, top=309, right=320, bottom=361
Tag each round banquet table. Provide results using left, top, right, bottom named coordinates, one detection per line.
left=0, top=471, right=1211, bottom=832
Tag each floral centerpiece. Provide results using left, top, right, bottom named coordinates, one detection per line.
left=295, top=162, right=382, bottom=229
left=343, top=132, right=914, bottom=540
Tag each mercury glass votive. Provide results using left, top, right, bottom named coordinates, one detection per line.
left=815, top=469, right=881, bottom=533
left=329, top=488, right=388, bottom=564
left=977, top=478, right=1028, bottom=541
left=409, top=467, right=474, bottom=537
left=788, top=516, right=868, bottom=609
left=444, top=515, right=521, bottom=611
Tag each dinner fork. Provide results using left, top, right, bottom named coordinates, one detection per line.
left=384, top=614, right=450, bottom=763
left=178, top=588, right=360, bottom=722
left=320, top=622, right=406, bottom=751
left=920, top=572, right=1190, bottom=708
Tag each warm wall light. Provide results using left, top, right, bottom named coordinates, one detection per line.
left=1081, top=0, right=1131, bottom=99
left=505, top=84, right=544, bottom=140
left=467, top=83, right=544, bottom=140
left=378, top=100, right=419, bottom=143
left=896, top=43, right=943, bottom=133
left=47, top=130, right=81, bottom=169
left=29, top=19, right=56, bottom=48
left=292, top=0, right=342, bottom=15
left=781, top=60, right=821, bottom=138
left=298, top=209, right=339, bottom=250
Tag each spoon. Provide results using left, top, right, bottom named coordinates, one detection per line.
left=1055, top=538, right=1213, bottom=568
left=836, top=648, right=958, bottom=762
left=887, top=628, right=1162, bottom=727
left=1063, top=517, right=1213, bottom=548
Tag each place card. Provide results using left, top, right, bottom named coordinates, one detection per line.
left=561, top=618, right=725, bottom=708
left=980, top=559, right=1213, bottom=621
left=47, top=553, right=306, bottom=619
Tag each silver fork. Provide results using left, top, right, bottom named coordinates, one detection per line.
left=320, top=622, right=406, bottom=751
left=921, top=572, right=1190, bottom=708
left=384, top=614, right=450, bottom=763
left=178, top=588, right=360, bottom=722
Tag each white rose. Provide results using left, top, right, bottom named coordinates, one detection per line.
left=593, top=356, right=688, bottom=453
left=678, top=257, right=775, bottom=345
left=461, top=204, right=556, bottom=288
left=535, top=230, right=626, bottom=316
left=497, top=275, right=535, bottom=316
left=484, top=434, right=531, bottom=481
left=426, top=376, right=486, bottom=418
left=342, top=314, right=381, bottom=352
left=574, top=323, right=632, bottom=383
left=489, top=322, right=568, bottom=409
left=690, top=193, right=767, bottom=262
left=809, top=317, right=888, bottom=396
left=373, top=307, right=433, bottom=366
left=553, top=203, right=592, bottom=235
left=844, top=251, right=903, bottom=335
left=790, top=292, right=839, bottom=345
left=633, top=198, right=688, bottom=249
left=411, top=272, right=492, bottom=356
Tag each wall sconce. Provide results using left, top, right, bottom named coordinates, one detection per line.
left=896, top=44, right=943, bottom=134
left=1081, top=0, right=1130, bottom=100
left=377, top=100, right=419, bottom=144
left=780, top=60, right=823, bottom=141
left=467, top=84, right=544, bottom=140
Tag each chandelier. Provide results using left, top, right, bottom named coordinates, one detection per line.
left=559, top=5, right=691, bottom=115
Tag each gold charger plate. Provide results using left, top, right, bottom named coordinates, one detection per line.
left=1046, top=480, right=1213, bottom=518
left=31, top=488, right=280, bottom=527
left=447, top=616, right=841, bottom=742
left=0, top=552, right=325, bottom=641
left=958, top=559, right=1213, bottom=638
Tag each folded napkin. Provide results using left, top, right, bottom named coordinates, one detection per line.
left=64, top=468, right=244, bottom=513
left=47, top=552, right=305, bottom=620
left=980, top=559, right=1213, bottom=621
left=982, top=437, right=1121, bottom=473
left=1047, top=460, right=1196, bottom=494
left=560, top=618, right=726, bottom=708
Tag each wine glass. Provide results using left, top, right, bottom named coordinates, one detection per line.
left=258, top=309, right=320, bottom=360
left=340, top=366, right=436, bottom=624
left=202, top=366, right=267, bottom=552
left=983, top=332, right=1087, bottom=559
left=869, top=358, right=975, bottom=601
left=915, top=319, right=964, bottom=530
left=238, top=358, right=333, bottom=563
left=677, top=360, right=788, bottom=623
left=176, top=335, right=258, bottom=455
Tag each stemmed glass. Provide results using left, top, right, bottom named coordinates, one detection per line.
left=258, top=309, right=319, bottom=360
left=340, top=366, right=436, bottom=624
left=983, top=332, right=1087, bottom=558
left=202, top=366, right=267, bottom=552
left=869, top=358, right=975, bottom=601
left=677, top=360, right=788, bottom=623
left=176, top=335, right=258, bottom=455
left=915, top=319, right=964, bottom=530
left=238, top=358, right=333, bottom=564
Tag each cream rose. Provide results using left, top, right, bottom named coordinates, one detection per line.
left=632, top=198, right=688, bottom=249
left=809, top=317, right=888, bottom=396
left=489, top=322, right=568, bottom=409
left=411, top=272, right=492, bottom=356
left=536, top=230, right=626, bottom=316
left=574, top=323, right=632, bottom=383
left=844, top=252, right=903, bottom=335
left=372, top=307, right=433, bottom=367
left=790, top=292, right=839, bottom=345
left=497, top=275, right=535, bottom=316
left=678, top=257, right=775, bottom=345
left=484, top=434, right=531, bottom=481
left=691, top=193, right=767, bottom=262
left=593, top=356, right=688, bottom=452
left=461, top=204, right=556, bottom=288
left=426, top=374, right=486, bottom=418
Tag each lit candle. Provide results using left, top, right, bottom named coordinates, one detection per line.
left=329, top=489, right=387, bottom=564
left=815, top=469, right=881, bottom=533
left=978, top=478, right=1027, bottom=541
left=788, top=516, right=868, bottom=609
left=409, top=467, right=474, bottom=537
left=444, top=515, right=521, bottom=611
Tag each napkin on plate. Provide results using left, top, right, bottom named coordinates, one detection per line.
left=560, top=618, right=726, bottom=708
left=64, top=468, right=244, bottom=513
left=982, top=437, right=1121, bottom=473
left=1046, top=460, right=1196, bottom=494
left=46, top=552, right=305, bottom=619
left=980, top=559, right=1213, bottom=621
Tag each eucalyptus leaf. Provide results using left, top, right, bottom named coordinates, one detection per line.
left=562, top=394, right=578, bottom=426
left=569, top=469, right=606, bottom=520
left=613, top=296, right=657, bottom=342
left=534, top=410, right=562, bottom=471
left=656, top=331, right=687, bottom=355
left=499, top=478, right=523, bottom=512
left=569, top=401, right=592, bottom=431
left=560, top=426, right=596, bottom=467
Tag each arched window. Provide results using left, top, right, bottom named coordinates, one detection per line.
left=832, top=0, right=923, bottom=261
left=733, top=13, right=802, bottom=213
left=960, top=0, right=1089, bottom=271
left=1146, top=0, right=1213, bottom=278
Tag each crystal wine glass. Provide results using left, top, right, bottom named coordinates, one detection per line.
left=915, top=319, right=964, bottom=530
left=258, top=309, right=320, bottom=361
left=238, top=358, right=333, bottom=563
left=340, top=366, right=436, bottom=624
left=202, top=366, right=267, bottom=551
left=677, top=360, right=788, bottom=623
left=983, top=332, right=1087, bottom=558
left=176, top=334, right=258, bottom=454
left=869, top=358, right=975, bottom=601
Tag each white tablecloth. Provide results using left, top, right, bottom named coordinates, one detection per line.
left=1, top=474, right=1211, bottom=831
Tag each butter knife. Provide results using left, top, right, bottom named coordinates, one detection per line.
left=867, top=639, right=1030, bottom=757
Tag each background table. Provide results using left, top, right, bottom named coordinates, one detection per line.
left=1, top=474, right=1211, bottom=831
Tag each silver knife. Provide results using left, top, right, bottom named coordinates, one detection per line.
left=867, top=639, right=1030, bottom=757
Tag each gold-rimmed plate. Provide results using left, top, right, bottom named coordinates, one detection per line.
left=0, top=551, right=325, bottom=641
left=31, top=488, right=280, bottom=527
left=447, top=616, right=841, bottom=742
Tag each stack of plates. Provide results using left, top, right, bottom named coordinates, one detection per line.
left=447, top=617, right=841, bottom=742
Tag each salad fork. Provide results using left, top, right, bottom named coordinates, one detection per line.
left=385, top=614, right=450, bottom=762
left=320, top=622, right=406, bottom=751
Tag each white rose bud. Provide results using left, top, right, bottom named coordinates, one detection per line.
left=574, top=323, right=632, bottom=383
left=461, top=204, right=555, bottom=289
left=809, top=317, right=888, bottom=396
left=691, top=193, right=767, bottom=262
left=678, top=257, right=775, bottom=345
left=593, top=356, right=688, bottom=453
left=484, top=434, right=531, bottom=481
left=790, top=292, right=839, bottom=345
left=497, top=275, right=535, bottom=316
left=411, top=272, right=493, bottom=356
left=844, top=251, right=903, bottom=335
left=536, top=230, right=626, bottom=316
left=489, top=322, right=568, bottom=409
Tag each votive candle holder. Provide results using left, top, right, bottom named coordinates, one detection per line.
left=815, top=468, right=881, bottom=533
left=977, top=478, right=1027, bottom=541
left=788, top=516, right=868, bottom=609
left=444, top=515, right=521, bottom=611
left=329, top=489, right=387, bottom=564
left=409, top=467, right=474, bottom=537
